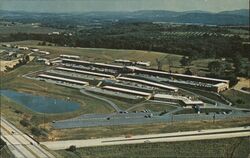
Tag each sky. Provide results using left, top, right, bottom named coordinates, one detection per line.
left=0, top=0, right=249, bottom=13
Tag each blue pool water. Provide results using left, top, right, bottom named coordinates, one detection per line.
left=0, top=90, right=80, bottom=113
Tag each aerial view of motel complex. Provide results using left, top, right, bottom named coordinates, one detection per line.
left=0, top=1, right=250, bottom=158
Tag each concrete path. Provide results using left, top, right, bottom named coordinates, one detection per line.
left=42, top=126, right=250, bottom=150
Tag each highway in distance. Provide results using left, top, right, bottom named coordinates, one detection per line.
left=0, top=117, right=55, bottom=158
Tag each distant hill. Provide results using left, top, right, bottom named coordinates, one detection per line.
left=219, top=9, right=249, bottom=17
left=170, top=13, right=249, bottom=25
left=0, top=9, right=249, bottom=26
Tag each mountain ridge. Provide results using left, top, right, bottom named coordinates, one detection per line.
left=0, top=9, right=249, bottom=26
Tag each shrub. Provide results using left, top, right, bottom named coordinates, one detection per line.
left=67, top=145, right=77, bottom=152
left=20, top=119, right=30, bottom=127
left=31, top=127, right=42, bottom=137
left=14, top=110, right=23, bottom=114
left=236, top=99, right=245, bottom=104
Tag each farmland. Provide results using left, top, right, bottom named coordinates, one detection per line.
left=0, top=22, right=65, bottom=35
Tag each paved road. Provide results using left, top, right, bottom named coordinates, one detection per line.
left=0, top=117, right=55, bottom=158
left=42, top=126, right=250, bottom=150
left=53, top=110, right=250, bottom=129
left=80, top=89, right=122, bottom=113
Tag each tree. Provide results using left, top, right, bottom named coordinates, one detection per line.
left=41, top=41, right=47, bottom=46
left=31, top=127, right=42, bottom=136
left=233, top=54, right=242, bottom=73
left=156, top=58, right=163, bottom=70
left=208, top=61, right=225, bottom=76
left=180, top=56, right=191, bottom=66
left=67, top=145, right=76, bottom=152
left=0, top=138, right=6, bottom=149
left=20, top=119, right=30, bottom=127
left=24, top=55, right=30, bottom=62
left=184, top=68, right=193, bottom=75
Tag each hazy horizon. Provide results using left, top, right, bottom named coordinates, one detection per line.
left=0, top=0, right=249, bottom=13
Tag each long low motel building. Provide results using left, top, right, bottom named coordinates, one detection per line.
left=117, top=76, right=178, bottom=92
left=38, top=74, right=89, bottom=86
left=61, top=59, right=229, bottom=92
left=62, top=59, right=229, bottom=85
left=130, top=67, right=229, bottom=85
left=62, top=58, right=123, bottom=70
left=153, top=94, right=204, bottom=107
left=55, top=67, right=114, bottom=78
left=128, top=67, right=229, bottom=92
left=103, top=86, right=151, bottom=97
left=60, top=54, right=80, bottom=60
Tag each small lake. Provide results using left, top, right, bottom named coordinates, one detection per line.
left=0, top=90, right=80, bottom=113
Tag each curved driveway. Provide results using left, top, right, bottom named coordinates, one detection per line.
left=80, top=89, right=122, bottom=113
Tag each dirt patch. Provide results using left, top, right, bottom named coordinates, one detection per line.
left=0, top=59, right=20, bottom=72
left=234, top=77, right=250, bottom=90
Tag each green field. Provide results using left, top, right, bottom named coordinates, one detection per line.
left=127, top=102, right=176, bottom=112
left=56, top=137, right=250, bottom=158
left=1, top=40, right=182, bottom=68
left=222, top=90, right=250, bottom=109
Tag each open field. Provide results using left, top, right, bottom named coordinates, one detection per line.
left=222, top=90, right=250, bottom=109
left=1, top=40, right=182, bottom=67
left=1, top=40, right=222, bottom=75
left=0, top=40, right=49, bottom=46
left=127, top=102, right=176, bottom=112
left=0, top=40, right=193, bottom=73
left=56, top=137, right=250, bottom=158
left=0, top=22, right=65, bottom=35
left=173, top=84, right=229, bottom=105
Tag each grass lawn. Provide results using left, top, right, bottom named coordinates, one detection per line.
left=177, top=86, right=229, bottom=105
left=128, top=102, right=177, bottom=112
left=1, top=40, right=220, bottom=76
left=222, top=90, right=250, bottom=109
left=56, top=137, right=250, bottom=158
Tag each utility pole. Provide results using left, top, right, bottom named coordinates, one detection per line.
left=43, top=112, right=45, bottom=129
left=248, top=64, right=250, bottom=88
left=168, top=56, right=173, bottom=73
left=171, top=114, right=174, bottom=125
left=213, top=113, right=215, bottom=123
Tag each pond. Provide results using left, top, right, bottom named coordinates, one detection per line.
left=0, top=90, right=80, bottom=113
